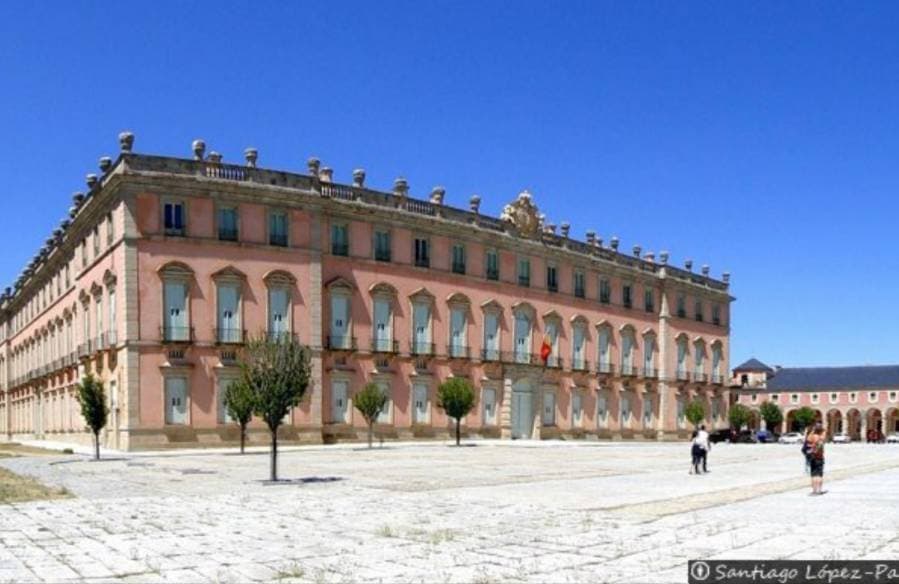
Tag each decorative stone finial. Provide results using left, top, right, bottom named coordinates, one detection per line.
left=60, top=219, right=70, bottom=230
left=560, top=222, right=570, bottom=238
left=633, top=245, right=642, bottom=258
left=469, top=195, right=481, bottom=213
left=545, top=223, right=557, bottom=235
left=610, top=236, right=620, bottom=251
left=659, top=251, right=669, bottom=265
left=53, top=228, right=63, bottom=239
left=585, top=231, right=596, bottom=245
left=430, top=186, right=445, bottom=205
left=244, top=148, right=258, bottom=168
left=319, top=167, right=333, bottom=183
left=307, top=157, right=321, bottom=177
left=352, top=169, right=366, bottom=188
left=701, top=264, right=710, bottom=276
left=393, top=177, right=409, bottom=196
left=207, top=151, right=222, bottom=164
left=722, top=272, right=731, bottom=284
left=68, top=206, right=78, bottom=218
left=99, top=157, right=113, bottom=173
left=596, top=236, right=603, bottom=248
left=685, top=259, right=693, bottom=272
left=645, top=251, right=655, bottom=263
left=119, top=131, right=134, bottom=153
left=192, top=139, right=206, bottom=160
left=72, top=192, right=85, bottom=205
left=86, top=174, right=98, bottom=190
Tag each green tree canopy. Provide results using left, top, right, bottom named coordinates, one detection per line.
left=224, top=378, right=255, bottom=454
left=793, top=406, right=818, bottom=431
left=437, top=378, right=476, bottom=446
left=76, top=373, right=108, bottom=461
left=728, top=403, right=752, bottom=430
left=759, top=400, right=783, bottom=432
left=685, top=399, right=706, bottom=429
left=240, top=335, right=311, bottom=481
left=354, top=383, right=388, bottom=449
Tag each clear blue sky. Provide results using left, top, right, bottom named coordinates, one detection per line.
left=2, top=2, right=897, bottom=367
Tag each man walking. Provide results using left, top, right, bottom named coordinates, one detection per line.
left=697, top=424, right=711, bottom=473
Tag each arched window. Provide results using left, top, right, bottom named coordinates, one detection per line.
left=264, top=270, right=296, bottom=341
left=447, top=293, right=470, bottom=358
left=512, top=303, right=534, bottom=364
left=213, top=267, right=246, bottom=344
left=620, top=326, right=636, bottom=375
left=676, top=335, right=689, bottom=380
left=694, top=339, right=706, bottom=379
left=642, top=331, right=656, bottom=377
left=409, top=288, right=435, bottom=356
left=370, top=283, right=397, bottom=353
left=571, top=316, right=588, bottom=371
left=480, top=300, right=503, bottom=362
left=326, top=277, right=354, bottom=350
left=597, top=323, right=612, bottom=373
left=158, top=262, right=194, bottom=342
left=542, top=311, right=561, bottom=367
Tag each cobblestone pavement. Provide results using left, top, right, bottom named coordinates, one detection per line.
left=2, top=441, right=899, bottom=583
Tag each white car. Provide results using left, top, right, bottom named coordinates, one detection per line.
left=886, top=433, right=899, bottom=444
left=831, top=433, right=851, bottom=444
left=778, top=432, right=804, bottom=444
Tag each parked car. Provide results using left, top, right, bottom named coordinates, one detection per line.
left=778, top=432, right=804, bottom=444
left=831, top=433, right=851, bottom=444
left=754, top=429, right=778, bottom=443
left=886, top=433, right=899, bottom=444
left=709, top=429, right=734, bottom=444
left=733, top=430, right=758, bottom=444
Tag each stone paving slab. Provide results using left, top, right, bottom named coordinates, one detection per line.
left=1, top=441, right=899, bottom=583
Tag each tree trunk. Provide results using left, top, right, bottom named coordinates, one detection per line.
left=94, top=431, right=100, bottom=461
left=240, top=423, right=246, bottom=454
left=455, top=418, right=461, bottom=446
left=270, top=427, right=278, bottom=482
left=368, top=421, right=373, bottom=449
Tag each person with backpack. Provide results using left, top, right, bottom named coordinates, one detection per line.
left=689, top=430, right=702, bottom=475
left=807, top=426, right=827, bottom=495
left=801, top=427, right=814, bottom=474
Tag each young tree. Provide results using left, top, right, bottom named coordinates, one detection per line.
left=437, top=378, right=476, bottom=446
left=759, top=400, right=783, bottom=433
left=239, top=335, right=311, bottom=481
left=354, top=383, right=388, bottom=449
left=793, top=406, right=817, bottom=431
left=224, top=378, right=255, bottom=454
left=685, top=399, right=706, bottom=429
left=75, top=373, right=109, bottom=461
left=728, top=403, right=752, bottom=430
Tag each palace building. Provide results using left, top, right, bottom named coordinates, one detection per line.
left=0, top=133, right=734, bottom=450
left=733, top=358, right=899, bottom=438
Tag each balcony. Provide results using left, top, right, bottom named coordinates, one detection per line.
left=547, top=281, right=558, bottom=293
left=511, top=351, right=541, bottom=366
left=94, top=335, right=107, bottom=352
left=414, top=257, right=430, bottom=268
left=447, top=344, right=470, bottom=359
left=77, top=342, right=90, bottom=358
left=546, top=355, right=563, bottom=369
left=371, top=338, right=399, bottom=354
left=481, top=348, right=501, bottom=362
left=266, top=331, right=297, bottom=343
left=642, top=367, right=659, bottom=379
left=518, top=276, right=530, bottom=287
left=620, top=364, right=636, bottom=377
left=572, top=358, right=590, bottom=372
left=711, top=372, right=724, bottom=385
left=676, top=309, right=686, bottom=318
left=215, top=328, right=246, bottom=345
left=410, top=340, right=435, bottom=356
left=694, top=372, right=709, bottom=384
left=597, top=362, right=615, bottom=375
left=161, top=326, right=194, bottom=344
left=326, top=335, right=357, bottom=351
left=104, top=330, right=118, bottom=348
left=164, top=226, right=185, bottom=237
left=676, top=369, right=691, bottom=382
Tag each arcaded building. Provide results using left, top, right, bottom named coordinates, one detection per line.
left=0, top=133, right=734, bottom=450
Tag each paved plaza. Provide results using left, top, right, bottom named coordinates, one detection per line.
left=2, top=440, right=899, bottom=583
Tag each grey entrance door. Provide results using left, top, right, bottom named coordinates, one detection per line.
left=511, top=380, right=533, bottom=439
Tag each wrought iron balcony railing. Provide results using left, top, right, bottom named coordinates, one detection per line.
left=447, top=344, right=470, bottom=359
left=597, top=362, right=615, bottom=375
left=410, top=340, right=435, bottom=356
left=326, top=335, right=357, bottom=351
left=161, top=326, right=194, bottom=343
left=371, top=338, right=399, bottom=354
left=215, top=328, right=246, bottom=345
left=572, top=358, right=590, bottom=372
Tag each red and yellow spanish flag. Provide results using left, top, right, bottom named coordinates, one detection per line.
left=540, top=334, right=552, bottom=363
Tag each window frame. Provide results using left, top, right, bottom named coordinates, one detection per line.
left=267, top=208, right=289, bottom=247
left=485, top=249, right=499, bottom=281
left=413, top=236, right=431, bottom=268
left=451, top=243, right=466, bottom=275
left=373, top=227, right=392, bottom=262
left=162, top=199, right=187, bottom=237
left=215, top=203, right=240, bottom=242
left=517, top=257, right=531, bottom=287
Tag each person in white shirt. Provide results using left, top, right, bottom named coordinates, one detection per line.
left=696, top=425, right=711, bottom=473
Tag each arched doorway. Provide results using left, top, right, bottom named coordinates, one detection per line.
left=886, top=408, right=899, bottom=434
left=866, top=409, right=883, bottom=442
left=748, top=409, right=761, bottom=431
left=826, top=409, right=843, bottom=434
left=510, top=379, right=534, bottom=439
left=846, top=409, right=861, bottom=440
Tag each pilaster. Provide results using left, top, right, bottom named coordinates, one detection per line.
left=500, top=375, right=512, bottom=438
left=656, top=281, right=672, bottom=440
left=307, top=210, right=324, bottom=437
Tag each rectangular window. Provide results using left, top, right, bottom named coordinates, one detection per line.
left=485, top=250, right=499, bottom=281
left=374, top=229, right=391, bottom=262
left=106, top=212, right=114, bottom=245
left=644, top=336, right=655, bottom=376
left=329, top=294, right=351, bottom=349
left=695, top=300, right=704, bottom=322
left=483, top=312, right=500, bottom=361
left=373, top=297, right=392, bottom=352
left=93, top=226, right=100, bottom=256
left=163, top=281, right=189, bottom=341
left=217, top=376, right=237, bottom=424
left=517, top=258, right=531, bottom=287
left=677, top=294, right=686, bottom=318
left=622, top=284, right=633, bottom=309
left=514, top=312, right=531, bottom=363
left=449, top=307, right=466, bottom=357
left=165, top=377, right=188, bottom=425
left=451, top=244, right=466, bottom=274
left=331, top=224, right=349, bottom=256
left=599, top=277, right=611, bottom=304
left=412, top=382, right=430, bottom=424
left=542, top=392, right=555, bottom=426
left=330, top=379, right=349, bottom=424
left=597, top=395, right=608, bottom=428
left=598, top=328, right=611, bottom=372
left=572, top=325, right=586, bottom=370
left=574, top=271, right=585, bottom=299
left=412, top=302, right=432, bottom=354
left=483, top=388, right=497, bottom=426
left=163, top=201, right=185, bottom=236
left=216, top=283, right=241, bottom=343
left=414, top=237, right=430, bottom=268
left=546, top=265, right=558, bottom=292
left=712, top=304, right=722, bottom=326
left=572, top=392, right=583, bottom=427
left=268, top=211, right=288, bottom=247
left=218, top=207, right=239, bottom=241
left=95, top=296, right=103, bottom=349
left=376, top=381, right=392, bottom=424
left=644, top=289, right=654, bottom=313
left=268, top=287, right=290, bottom=339
left=108, top=287, right=116, bottom=345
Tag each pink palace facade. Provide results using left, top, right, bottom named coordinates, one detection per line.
left=0, top=133, right=734, bottom=450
